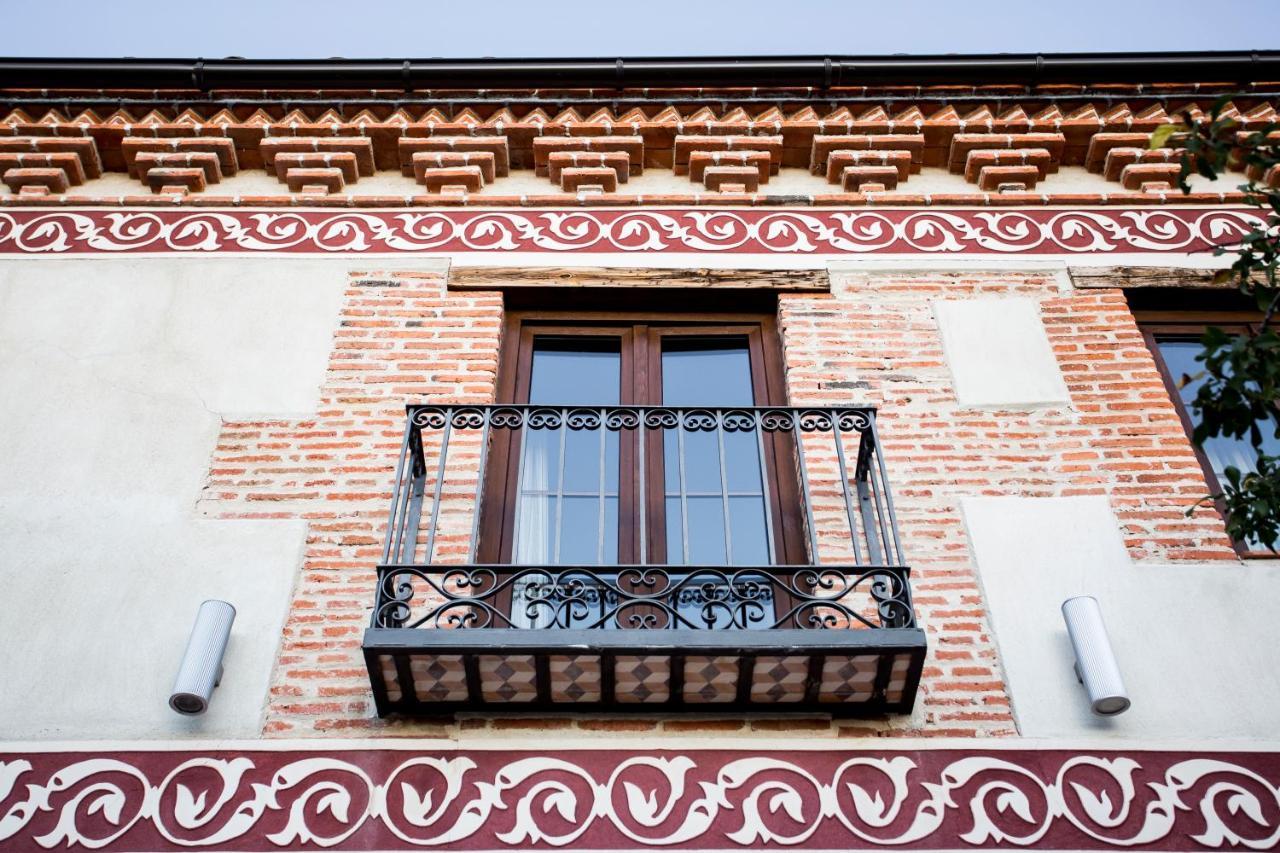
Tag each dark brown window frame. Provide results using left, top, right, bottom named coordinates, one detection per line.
left=477, top=308, right=808, bottom=568
left=1136, top=310, right=1277, bottom=558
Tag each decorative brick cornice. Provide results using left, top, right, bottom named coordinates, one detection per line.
left=1, top=746, right=1277, bottom=850
left=1, top=94, right=1275, bottom=204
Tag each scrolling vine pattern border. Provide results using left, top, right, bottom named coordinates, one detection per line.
left=0, top=749, right=1277, bottom=850
left=0, top=208, right=1266, bottom=255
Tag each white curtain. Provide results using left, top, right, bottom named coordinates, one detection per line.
left=511, top=436, right=553, bottom=628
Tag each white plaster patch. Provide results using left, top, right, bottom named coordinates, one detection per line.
left=933, top=296, right=1069, bottom=408
left=0, top=257, right=352, bottom=739
left=962, top=495, right=1280, bottom=740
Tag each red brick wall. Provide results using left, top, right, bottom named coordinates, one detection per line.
left=778, top=271, right=1236, bottom=737
left=200, top=267, right=1235, bottom=738
left=200, top=271, right=502, bottom=735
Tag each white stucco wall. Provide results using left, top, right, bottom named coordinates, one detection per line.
left=934, top=296, right=1070, bottom=408
left=0, top=257, right=352, bottom=739
left=963, top=495, right=1280, bottom=740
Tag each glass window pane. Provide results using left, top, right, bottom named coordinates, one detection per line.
left=604, top=497, right=618, bottom=565
left=729, top=496, right=770, bottom=564
left=559, top=496, right=602, bottom=564
left=724, top=428, right=763, bottom=493
left=665, top=495, right=684, bottom=564
left=686, top=496, right=727, bottom=564
left=604, top=429, right=619, bottom=492
left=661, top=338, right=754, bottom=406
left=524, top=337, right=622, bottom=566
left=514, top=494, right=556, bottom=563
left=663, top=428, right=679, bottom=492
left=680, top=429, right=722, bottom=493
left=562, top=428, right=606, bottom=493
left=520, top=427, right=560, bottom=492
left=529, top=339, right=620, bottom=405
left=1156, top=338, right=1280, bottom=481
left=666, top=491, right=737, bottom=565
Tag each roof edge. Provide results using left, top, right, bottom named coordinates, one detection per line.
left=2, top=51, right=1279, bottom=91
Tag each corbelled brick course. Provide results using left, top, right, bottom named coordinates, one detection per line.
left=198, top=268, right=1236, bottom=738
left=2, top=94, right=1273, bottom=205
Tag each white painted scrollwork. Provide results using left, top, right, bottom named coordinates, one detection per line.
left=1, top=751, right=1277, bottom=849
left=0, top=209, right=1265, bottom=255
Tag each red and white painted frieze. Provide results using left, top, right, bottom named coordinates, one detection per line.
left=1, top=747, right=1278, bottom=850
left=0, top=207, right=1265, bottom=255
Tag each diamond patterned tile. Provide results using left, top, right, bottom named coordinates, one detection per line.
left=550, top=654, right=602, bottom=703
left=819, top=654, right=879, bottom=703
left=379, top=655, right=402, bottom=703
left=749, top=655, right=809, bottom=703
left=615, top=655, right=670, bottom=703
left=409, top=654, right=466, bottom=703
left=683, top=655, right=739, bottom=703
left=884, top=654, right=914, bottom=704
left=479, top=654, right=537, bottom=702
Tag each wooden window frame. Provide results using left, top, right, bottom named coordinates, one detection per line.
left=1136, top=311, right=1277, bottom=558
left=477, top=309, right=807, bottom=568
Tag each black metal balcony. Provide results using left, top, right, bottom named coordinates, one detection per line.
left=363, top=404, right=925, bottom=716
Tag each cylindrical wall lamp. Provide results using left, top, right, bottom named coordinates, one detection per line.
left=169, top=600, right=236, bottom=716
left=1061, top=595, right=1130, bottom=716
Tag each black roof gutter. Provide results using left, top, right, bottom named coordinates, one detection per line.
left=0, top=51, right=1278, bottom=91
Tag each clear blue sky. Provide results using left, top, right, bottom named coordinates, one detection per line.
left=3, top=0, right=1277, bottom=57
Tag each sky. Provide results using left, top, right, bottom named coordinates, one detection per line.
left=2, top=0, right=1278, bottom=58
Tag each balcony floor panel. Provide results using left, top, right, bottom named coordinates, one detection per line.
left=364, top=627, right=926, bottom=716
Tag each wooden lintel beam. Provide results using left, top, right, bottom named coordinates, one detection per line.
left=1069, top=266, right=1232, bottom=289
left=447, top=266, right=829, bottom=291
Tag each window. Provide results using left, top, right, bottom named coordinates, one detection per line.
left=480, top=311, right=806, bottom=564
left=1140, top=317, right=1280, bottom=553
left=476, top=310, right=808, bottom=627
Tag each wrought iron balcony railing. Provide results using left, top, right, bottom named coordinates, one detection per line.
left=363, top=404, right=926, bottom=716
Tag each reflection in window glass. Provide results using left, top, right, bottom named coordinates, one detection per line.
left=1156, top=336, right=1280, bottom=551
left=1156, top=338, right=1280, bottom=481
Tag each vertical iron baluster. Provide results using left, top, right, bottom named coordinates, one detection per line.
left=399, top=424, right=427, bottom=564
left=865, top=432, right=892, bottom=566
left=676, top=409, right=691, bottom=565
left=871, top=414, right=905, bottom=565
left=465, top=412, right=491, bottom=565
left=638, top=408, right=648, bottom=565
left=422, top=414, right=451, bottom=565
left=791, top=412, right=822, bottom=566
left=752, top=411, right=777, bottom=566
left=401, top=448, right=427, bottom=564
left=551, top=407, right=569, bottom=563
left=855, top=434, right=885, bottom=566
left=596, top=407, right=607, bottom=565
left=381, top=417, right=412, bottom=563
left=376, top=417, right=415, bottom=628
left=509, top=411, right=530, bottom=564
left=715, top=410, right=734, bottom=565
left=830, top=412, right=863, bottom=564
left=382, top=418, right=413, bottom=564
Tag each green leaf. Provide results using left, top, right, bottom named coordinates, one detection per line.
left=1149, top=124, right=1182, bottom=150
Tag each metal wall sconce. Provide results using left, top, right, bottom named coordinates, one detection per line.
left=1062, top=595, right=1130, bottom=716
left=169, top=600, right=236, bottom=716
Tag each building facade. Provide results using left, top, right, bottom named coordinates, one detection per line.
left=1, top=53, right=1278, bottom=850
